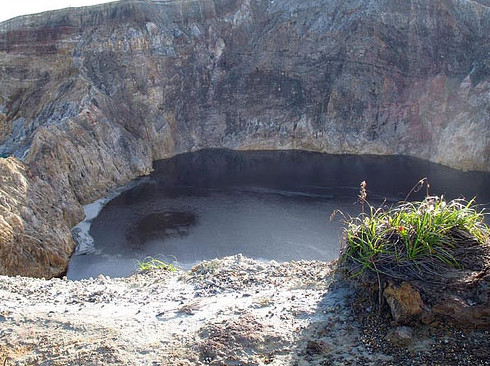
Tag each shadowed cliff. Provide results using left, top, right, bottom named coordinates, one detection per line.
left=0, top=0, right=489, bottom=277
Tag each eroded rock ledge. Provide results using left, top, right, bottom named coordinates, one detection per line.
left=0, top=158, right=79, bottom=277
left=0, top=0, right=490, bottom=277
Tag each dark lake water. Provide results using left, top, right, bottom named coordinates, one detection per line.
left=67, top=149, right=490, bottom=279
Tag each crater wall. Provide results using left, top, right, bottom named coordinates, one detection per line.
left=0, top=0, right=489, bottom=277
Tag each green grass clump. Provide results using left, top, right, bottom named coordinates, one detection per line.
left=137, top=257, right=178, bottom=272
left=342, top=196, right=490, bottom=280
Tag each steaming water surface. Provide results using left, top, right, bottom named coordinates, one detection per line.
left=67, top=150, right=490, bottom=280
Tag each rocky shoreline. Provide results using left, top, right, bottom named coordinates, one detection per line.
left=1, top=255, right=488, bottom=365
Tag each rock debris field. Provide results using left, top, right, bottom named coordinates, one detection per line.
left=0, top=255, right=489, bottom=365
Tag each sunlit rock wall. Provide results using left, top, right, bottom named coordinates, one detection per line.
left=0, top=0, right=489, bottom=277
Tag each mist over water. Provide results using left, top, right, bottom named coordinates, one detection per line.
left=67, top=149, right=490, bottom=280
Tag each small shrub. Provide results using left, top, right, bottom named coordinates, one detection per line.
left=341, top=195, right=490, bottom=281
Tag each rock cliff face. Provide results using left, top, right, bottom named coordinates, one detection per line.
left=0, top=0, right=489, bottom=277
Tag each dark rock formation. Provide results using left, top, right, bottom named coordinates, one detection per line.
left=0, top=0, right=489, bottom=277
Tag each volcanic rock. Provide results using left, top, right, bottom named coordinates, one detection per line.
left=0, top=0, right=489, bottom=276
left=383, top=281, right=425, bottom=324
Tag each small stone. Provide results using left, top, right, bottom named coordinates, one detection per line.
left=385, top=326, right=413, bottom=347
left=306, top=340, right=329, bottom=355
left=383, top=282, right=424, bottom=324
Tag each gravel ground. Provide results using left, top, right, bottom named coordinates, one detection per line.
left=0, top=255, right=488, bottom=365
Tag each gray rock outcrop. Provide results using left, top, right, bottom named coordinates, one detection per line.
left=0, top=0, right=489, bottom=277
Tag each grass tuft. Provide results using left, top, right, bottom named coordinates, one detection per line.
left=137, top=256, right=178, bottom=272
left=341, top=195, right=490, bottom=281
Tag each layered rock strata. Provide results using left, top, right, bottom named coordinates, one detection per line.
left=0, top=0, right=489, bottom=277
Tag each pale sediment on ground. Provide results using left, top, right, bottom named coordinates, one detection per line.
left=0, top=256, right=380, bottom=365
left=0, top=256, right=489, bottom=365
